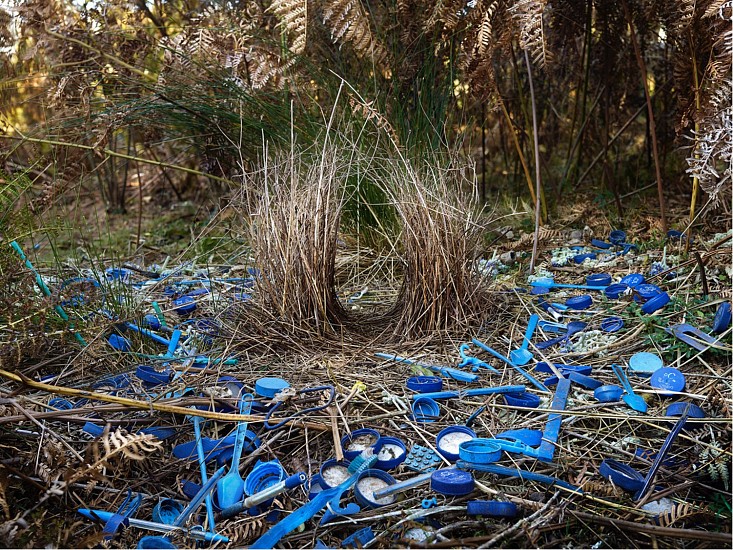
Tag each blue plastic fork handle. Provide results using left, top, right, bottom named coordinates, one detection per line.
left=471, top=338, right=549, bottom=392
left=599, top=459, right=644, bottom=492
left=457, top=461, right=582, bottom=493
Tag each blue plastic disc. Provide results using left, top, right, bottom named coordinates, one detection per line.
left=601, top=316, right=624, bottom=333
left=406, top=376, right=443, bottom=393
left=255, top=377, right=290, bottom=398
left=412, top=397, right=440, bottom=423
left=604, top=284, right=628, bottom=299
left=650, top=367, right=686, bottom=395
left=566, top=294, right=593, bottom=310
left=629, top=352, right=663, bottom=376
left=634, top=284, right=662, bottom=302
left=608, top=230, right=627, bottom=245
left=619, top=273, right=646, bottom=288
left=594, top=384, right=623, bottom=403
left=712, top=302, right=732, bottom=334
left=467, top=500, right=518, bottom=517
left=586, top=273, right=612, bottom=286
left=172, top=295, right=196, bottom=315
left=430, top=469, right=475, bottom=496
left=641, top=292, right=670, bottom=314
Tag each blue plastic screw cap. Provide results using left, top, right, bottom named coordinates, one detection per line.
left=458, top=439, right=502, bottom=464
left=566, top=295, right=593, bottom=310
left=244, top=460, right=286, bottom=496
left=634, top=284, right=662, bottom=302
left=138, top=536, right=177, bottom=549
left=412, top=397, right=440, bottom=423
left=629, top=352, right=663, bottom=376
left=107, top=334, right=131, bottom=351
left=375, top=436, right=407, bottom=470
left=430, top=469, right=475, bottom=496
left=619, top=273, right=646, bottom=288
left=712, top=302, right=732, bottom=334
left=354, top=469, right=397, bottom=508
left=586, top=273, right=612, bottom=286
left=342, top=429, right=383, bottom=461
left=255, top=377, right=290, bottom=398
left=172, top=295, right=196, bottom=315
left=436, top=426, right=477, bottom=462
left=406, top=375, right=443, bottom=393
left=641, top=292, right=670, bottom=314
left=599, top=459, right=644, bottom=492
left=594, top=384, right=623, bottom=403
left=504, top=392, right=541, bottom=408
left=604, top=283, right=629, bottom=299
left=467, top=500, right=518, bottom=518
left=151, top=499, right=184, bottom=525
left=609, top=230, right=627, bottom=245
left=650, top=367, right=686, bottom=395
left=601, top=317, right=624, bottom=333
left=574, top=253, right=596, bottom=264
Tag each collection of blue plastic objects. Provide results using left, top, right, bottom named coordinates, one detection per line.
left=8, top=227, right=730, bottom=549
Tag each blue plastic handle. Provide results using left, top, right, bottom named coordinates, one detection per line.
left=471, top=339, right=549, bottom=392
left=410, top=385, right=526, bottom=400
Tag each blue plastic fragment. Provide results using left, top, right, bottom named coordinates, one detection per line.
left=107, top=334, right=131, bottom=351
left=601, top=317, right=624, bottom=333
left=404, top=444, right=442, bottom=473
left=538, top=377, right=571, bottom=462
left=503, top=392, right=541, bottom=408
left=712, top=302, right=732, bottom=334
left=590, top=239, right=612, bottom=249
left=172, top=295, right=196, bottom=315
left=467, top=500, right=518, bottom=517
left=457, top=462, right=582, bottom=494
left=341, top=527, right=375, bottom=548
left=608, top=230, right=627, bottom=245
left=495, top=429, right=543, bottom=446
left=422, top=497, right=438, bottom=508
left=567, top=372, right=603, bottom=390
left=573, top=253, right=596, bottom=263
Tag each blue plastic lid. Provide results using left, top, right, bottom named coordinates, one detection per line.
left=354, top=469, right=397, bottom=508
left=566, top=295, right=593, bottom=310
left=573, top=253, right=596, bottom=264
left=151, top=498, right=184, bottom=525
left=136, top=365, right=172, bottom=386
left=436, top=426, right=476, bottom=462
left=665, top=402, right=705, bottom=428
left=634, top=284, right=662, bottom=301
left=244, top=460, right=286, bottom=496
left=143, top=313, right=161, bottom=330
left=650, top=367, right=686, bottom=395
left=255, top=377, right=290, bottom=398
left=406, top=375, right=443, bottom=393
left=629, top=352, right=663, bottom=376
left=412, top=397, right=440, bottom=423
left=172, top=295, right=196, bottom=314
left=608, top=230, right=627, bottom=245
left=107, top=334, right=131, bottom=351
left=619, top=273, right=646, bottom=288
left=105, top=267, right=132, bottom=282
left=601, top=316, right=624, bottom=332
left=641, top=291, right=670, bottom=314
left=319, top=459, right=352, bottom=488
left=712, top=302, right=732, bottom=334
left=567, top=372, right=603, bottom=390
left=599, top=459, right=644, bottom=492
left=586, top=273, right=612, bottom=286
left=458, top=439, right=502, bottom=464
left=604, top=283, right=628, bottom=299
left=467, top=500, right=518, bottom=517
left=594, top=384, right=623, bottom=402
left=504, top=392, right=541, bottom=408
left=375, top=436, right=407, bottom=470
left=342, top=429, right=383, bottom=461
left=430, top=469, right=475, bottom=496
left=137, top=536, right=177, bottom=549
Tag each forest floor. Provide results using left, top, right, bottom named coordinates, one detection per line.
left=0, top=189, right=731, bottom=549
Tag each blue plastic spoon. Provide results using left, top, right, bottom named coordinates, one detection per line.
left=215, top=393, right=254, bottom=509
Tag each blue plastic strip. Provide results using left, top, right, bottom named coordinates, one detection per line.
left=456, top=462, right=582, bottom=493
left=538, top=377, right=571, bottom=462
left=410, top=385, right=525, bottom=400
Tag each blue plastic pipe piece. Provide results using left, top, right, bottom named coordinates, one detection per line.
left=126, top=323, right=172, bottom=346
left=77, top=509, right=229, bottom=543
left=409, top=385, right=526, bottom=400
left=10, top=241, right=88, bottom=346
left=470, top=339, right=549, bottom=392
left=166, top=330, right=182, bottom=357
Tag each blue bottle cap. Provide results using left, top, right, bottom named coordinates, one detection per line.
left=143, top=313, right=161, bottom=330
left=666, top=230, right=684, bottom=240
left=467, top=500, right=518, bottom=517
left=634, top=284, right=662, bottom=302
left=107, top=334, right=131, bottom=351
left=320, top=459, right=352, bottom=488
left=375, top=436, right=407, bottom=470
left=244, top=460, right=286, bottom=496
left=650, top=367, right=686, bottom=395
left=105, top=267, right=133, bottom=282
left=604, top=283, right=629, bottom=299
left=255, top=377, right=290, bottom=398
left=458, top=439, right=502, bottom=464
left=712, top=302, right=732, bottom=334
left=599, top=459, right=644, bottom=492
left=503, top=392, right=540, bottom=408
left=412, top=397, right=440, bottom=423
left=172, top=295, right=196, bottom=315
left=136, top=365, right=172, bottom=386
left=137, top=536, right=177, bottom=549
left=641, top=291, right=670, bottom=314
left=629, top=352, right=663, bottom=376
left=608, top=230, right=627, bottom=245
left=664, top=402, right=705, bottom=429
left=601, top=316, right=624, bottom=332
left=151, top=498, right=184, bottom=525
left=586, top=273, right=612, bottom=286
left=430, top=469, right=475, bottom=496
left=341, top=429, right=383, bottom=462
left=406, top=375, right=443, bottom=393
left=354, top=469, right=397, bottom=508
left=619, top=273, right=646, bottom=288
left=566, top=294, right=593, bottom=310
left=594, top=384, right=623, bottom=403
left=573, top=253, right=596, bottom=264
left=436, top=426, right=477, bottom=462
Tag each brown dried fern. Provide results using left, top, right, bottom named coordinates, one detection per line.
left=510, top=0, right=550, bottom=67
left=269, top=0, right=308, bottom=54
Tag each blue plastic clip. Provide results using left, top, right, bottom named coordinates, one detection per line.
left=458, top=344, right=499, bottom=373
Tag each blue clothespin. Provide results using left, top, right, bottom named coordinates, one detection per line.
left=458, top=344, right=499, bottom=373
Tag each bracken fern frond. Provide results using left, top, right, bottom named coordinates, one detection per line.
left=269, top=0, right=308, bottom=54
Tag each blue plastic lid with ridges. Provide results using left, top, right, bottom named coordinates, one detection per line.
left=375, top=436, right=407, bottom=470
left=412, top=397, right=440, bottom=422
left=586, top=273, right=612, bottom=286
left=436, top=426, right=476, bottom=462
left=619, top=273, right=646, bottom=288
left=430, top=469, right=475, bottom=496
left=604, top=283, right=628, bottom=299
left=406, top=376, right=443, bottom=393
left=594, top=384, right=622, bottom=402
left=634, top=284, right=662, bottom=301
left=641, top=292, right=670, bottom=314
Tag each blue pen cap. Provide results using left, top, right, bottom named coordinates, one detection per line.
left=412, top=397, right=440, bottom=423
left=436, top=426, right=477, bottom=462
left=342, top=429, right=383, bottom=462
left=650, top=367, right=686, bottom=395
left=430, top=469, right=475, bottom=496
left=375, top=437, right=407, bottom=470
left=712, top=302, right=732, bottom=334
left=354, top=469, right=397, bottom=508
left=467, top=500, right=518, bottom=517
